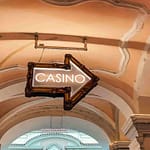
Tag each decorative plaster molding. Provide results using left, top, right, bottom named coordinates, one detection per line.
left=42, top=0, right=150, bottom=14
left=89, top=86, right=133, bottom=118
left=0, top=96, right=116, bottom=144
left=41, top=0, right=149, bottom=77
left=122, top=114, right=150, bottom=139
left=0, top=80, right=133, bottom=119
left=91, top=45, right=130, bottom=77
left=131, top=115, right=150, bottom=150
left=131, top=114, right=150, bottom=123
left=110, top=141, right=130, bottom=150
left=122, top=116, right=138, bottom=140
left=83, top=1, right=148, bottom=77
left=122, top=114, right=150, bottom=150
left=79, top=101, right=115, bottom=128
left=134, top=35, right=150, bottom=97
left=0, top=97, right=114, bottom=130
left=0, top=65, right=26, bottom=72
left=25, top=133, right=81, bottom=146
left=42, top=0, right=84, bottom=6
left=0, top=42, right=33, bottom=68
left=116, top=13, right=147, bottom=77
left=129, top=138, right=140, bottom=150
left=0, top=0, right=148, bottom=77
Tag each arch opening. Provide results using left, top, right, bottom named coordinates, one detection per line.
left=9, top=129, right=101, bottom=150
left=0, top=116, right=110, bottom=150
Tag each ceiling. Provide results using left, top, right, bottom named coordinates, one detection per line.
left=0, top=0, right=150, bottom=149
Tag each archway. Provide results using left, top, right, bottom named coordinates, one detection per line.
left=1, top=116, right=110, bottom=150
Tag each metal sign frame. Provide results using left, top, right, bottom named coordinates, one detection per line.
left=25, top=54, right=99, bottom=110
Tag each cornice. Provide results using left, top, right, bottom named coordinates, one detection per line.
left=131, top=114, right=150, bottom=124
left=122, top=114, right=150, bottom=140
left=42, top=0, right=84, bottom=6
left=42, top=0, right=150, bottom=14
left=110, top=141, right=130, bottom=149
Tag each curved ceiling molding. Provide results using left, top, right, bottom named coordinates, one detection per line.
left=89, top=86, right=133, bottom=118
left=0, top=43, right=128, bottom=77
left=0, top=81, right=133, bottom=119
left=0, top=66, right=26, bottom=88
left=106, top=0, right=149, bottom=14
left=0, top=103, right=115, bottom=143
left=42, top=0, right=84, bottom=6
left=0, top=42, right=33, bottom=67
left=0, top=82, right=25, bottom=102
left=91, top=46, right=129, bottom=77
left=0, top=47, right=127, bottom=77
left=0, top=98, right=115, bottom=131
left=134, top=35, right=150, bottom=97
left=41, top=0, right=149, bottom=76
left=0, top=65, right=26, bottom=73
left=0, top=0, right=149, bottom=77
left=121, top=14, right=146, bottom=43
left=42, top=0, right=150, bottom=13
left=117, top=14, right=146, bottom=76
left=79, top=101, right=115, bottom=127
left=92, top=13, right=147, bottom=77
left=0, top=98, right=51, bottom=125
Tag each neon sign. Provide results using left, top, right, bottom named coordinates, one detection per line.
left=34, top=73, right=86, bottom=83
left=25, top=54, right=99, bottom=110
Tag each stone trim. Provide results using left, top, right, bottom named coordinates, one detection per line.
left=122, top=114, right=150, bottom=150
left=110, top=141, right=130, bottom=150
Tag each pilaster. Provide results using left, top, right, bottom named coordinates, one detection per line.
left=122, top=114, right=150, bottom=150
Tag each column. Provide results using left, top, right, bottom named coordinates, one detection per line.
left=122, top=114, right=150, bottom=150
left=110, top=141, right=130, bottom=150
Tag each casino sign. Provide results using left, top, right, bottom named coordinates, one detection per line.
left=25, top=54, right=99, bottom=110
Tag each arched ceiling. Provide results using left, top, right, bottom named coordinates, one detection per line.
left=0, top=0, right=150, bottom=148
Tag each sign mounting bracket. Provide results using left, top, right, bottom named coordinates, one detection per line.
left=34, top=32, right=87, bottom=51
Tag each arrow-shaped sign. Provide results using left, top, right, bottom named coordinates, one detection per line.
left=25, top=54, right=99, bottom=110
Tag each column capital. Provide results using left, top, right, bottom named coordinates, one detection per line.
left=122, top=114, right=150, bottom=138
left=122, top=114, right=150, bottom=150
left=110, top=141, right=130, bottom=150
left=131, top=114, right=150, bottom=123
